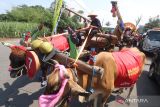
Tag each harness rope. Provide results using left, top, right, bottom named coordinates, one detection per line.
left=11, top=64, right=25, bottom=70
left=10, top=64, right=26, bottom=77
left=86, top=66, right=104, bottom=93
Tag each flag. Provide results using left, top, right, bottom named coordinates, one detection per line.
left=52, top=0, right=64, bottom=34
left=68, top=35, right=78, bottom=59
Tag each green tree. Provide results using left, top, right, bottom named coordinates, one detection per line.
left=5, top=5, right=51, bottom=23
left=49, top=0, right=83, bottom=32
left=144, top=16, right=160, bottom=31
left=0, top=3, right=83, bottom=34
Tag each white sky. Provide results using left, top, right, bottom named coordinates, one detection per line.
left=0, top=0, right=160, bottom=27
left=66, top=0, right=160, bottom=27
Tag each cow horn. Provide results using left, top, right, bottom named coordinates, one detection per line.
left=1, top=42, right=14, bottom=48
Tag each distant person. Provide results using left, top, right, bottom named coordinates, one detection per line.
left=87, top=12, right=103, bottom=38
left=19, top=31, right=31, bottom=47
left=88, top=12, right=102, bottom=31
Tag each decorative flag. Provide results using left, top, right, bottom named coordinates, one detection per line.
left=68, top=35, right=78, bottom=59
left=52, top=0, right=64, bottom=34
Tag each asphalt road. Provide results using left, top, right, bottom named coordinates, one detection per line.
left=0, top=39, right=160, bottom=107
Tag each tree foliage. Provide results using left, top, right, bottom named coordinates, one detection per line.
left=4, top=5, right=51, bottom=23
left=0, top=3, right=83, bottom=33
left=144, top=16, right=160, bottom=31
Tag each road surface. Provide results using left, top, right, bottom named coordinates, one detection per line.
left=0, top=39, right=160, bottom=107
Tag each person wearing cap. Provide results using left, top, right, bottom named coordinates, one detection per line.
left=122, top=27, right=134, bottom=47
left=122, top=23, right=136, bottom=39
left=88, top=13, right=102, bottom=31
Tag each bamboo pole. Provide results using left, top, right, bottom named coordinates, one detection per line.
left=64, top=7, right=91, bottom=22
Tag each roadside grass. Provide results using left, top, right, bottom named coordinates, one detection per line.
left=0, top=22, right=51, bottom=38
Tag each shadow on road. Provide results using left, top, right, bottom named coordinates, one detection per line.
left=0, top=73, right=45, bottom=107
left=136, top=70, right=160, bottom=107
left=136, top=70, right=160, bottom=96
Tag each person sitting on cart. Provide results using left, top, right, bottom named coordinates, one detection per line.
left=88, top=12, right=102, bottom=33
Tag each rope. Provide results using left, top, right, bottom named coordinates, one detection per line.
left=72, top=0, right=89, bottom=13
left=11, top=65, right=26, bottom=77
left=86, top=67, right=96, bottom=93
left=11, top=64, right=25, bottom=71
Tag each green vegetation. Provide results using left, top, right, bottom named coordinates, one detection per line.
left=143, top=16, right=160, bottom=32
left=0, top=1, right=84, bottom=38
left=0, top=0, right=160, bottom=38
left=0, top=22, right=50, bottom=38
left=0, top=5, right=50, bottom=23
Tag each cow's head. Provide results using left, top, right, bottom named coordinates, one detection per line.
left=44, top=63, right=70, bottom=95
left=9, top=45, right=27, bottom=78
left=43, top=63, right=90, bottom=106
left=1, top=42, right=27, bottom=78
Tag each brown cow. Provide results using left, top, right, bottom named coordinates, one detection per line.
left=45, top=47, right=146, bottom=106
left=92, top=47, right=145, bottom=106
left=42, top=61, right=89, bottom=107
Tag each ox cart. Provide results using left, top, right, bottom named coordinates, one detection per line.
left=1, top=1, right=144, bottom=106
left=1, top=26, right=115, bottom=107
left=1, top=39, right=145, bottom=107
